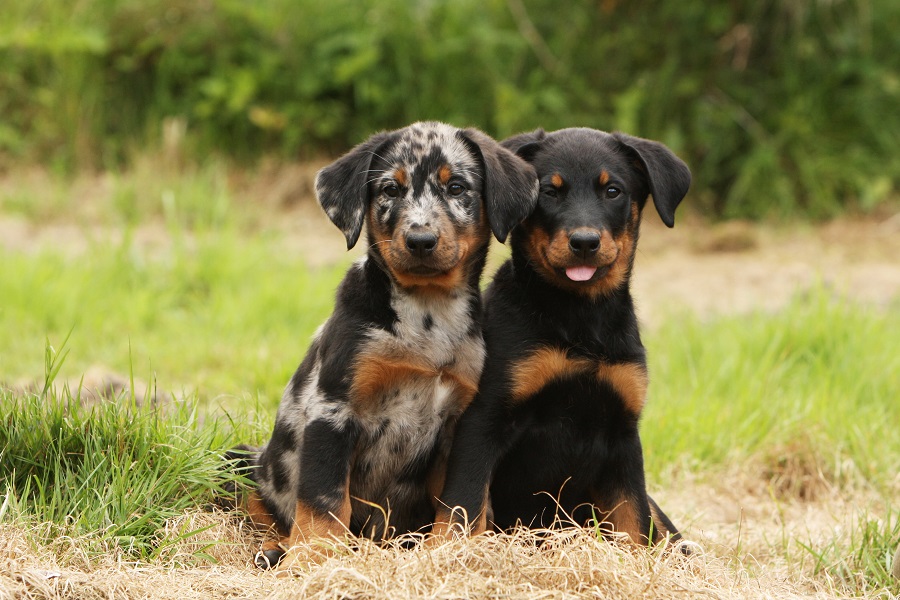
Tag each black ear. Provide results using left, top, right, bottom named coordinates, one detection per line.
left=501, top=128, right=546, bottom=163
left=460, top=129, right=539, bottom=243
left=315, top=132, right=396, bottom=249
left=613, top=133, right=691, bottom=228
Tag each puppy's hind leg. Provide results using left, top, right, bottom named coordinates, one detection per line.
left=648, top=495, right=684, bottom=544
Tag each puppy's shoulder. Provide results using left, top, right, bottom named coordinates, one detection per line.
left=483, top=261, right=525, bottom=315
left=328, top=257, right=397, bottom=331
left=480, top=261, right=545, bottom=370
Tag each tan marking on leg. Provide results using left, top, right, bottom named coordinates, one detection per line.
left=245, top=491, right=280, bottom=531
left=597, top=362, right=648, bottom=415
left=277, top=476, right=352, bottom=570
left=426, top=451, right=450, bottom=513
left=509, top=346, right=594, bottom=403
left=431, top=484, right=491, bottom=539
left=607, top=497, right=646, bottom=545
left=260, top=540, right=284, bottom=553
left=288, top=497, right=350, bottom=542
left=472, top=490, right=490, bottom=535
left=648, top=500, right=678, bottom=544
left=428, top=509, right=460, bottom=548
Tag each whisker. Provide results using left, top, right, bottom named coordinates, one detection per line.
left=366, top=150, right=393, bottom=164
left=454, top=168, right=484, bottom=182
left=368, top=239, right=393, bottom=250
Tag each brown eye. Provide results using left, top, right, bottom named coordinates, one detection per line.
left=448, top=183, right=466, bottom=196
left=606, top=187, right=621, bottom=199
left=544, top=188, right=558, bottom=198
left=383, top=184, right=400, bottom=198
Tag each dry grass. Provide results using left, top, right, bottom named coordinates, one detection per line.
left=4, top=467, right=894, bottom=600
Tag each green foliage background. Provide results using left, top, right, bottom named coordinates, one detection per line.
left=1, top=0, right=898, bottom=218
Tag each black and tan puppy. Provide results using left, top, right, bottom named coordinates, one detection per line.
left=239, top=122, right=537, bottom=569
left=435, top=127, right=690, bottom=546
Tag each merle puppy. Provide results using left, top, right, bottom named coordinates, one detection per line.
left=239, top=122, right=537, bottom=569
left=435, top=127, right=690, bottom=546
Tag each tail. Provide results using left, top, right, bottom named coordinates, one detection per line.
left=213, top=444, right=261, bottom=511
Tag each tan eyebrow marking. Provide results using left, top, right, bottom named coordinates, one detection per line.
left=599, top=170, right=610, bottom=186
left=394, top=168, right=408, bottom=186
left=551, top=173, right=564, bottom=188
left=438, top=165, right=452, bottom=185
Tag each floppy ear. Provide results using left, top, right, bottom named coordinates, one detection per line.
left=500, top=128, right=546, bottom=163
left=315, top=132, right=395, bottom=249
left=460, top=129, right=539, bottom=243
left=613, top=133, right=691, bottom=228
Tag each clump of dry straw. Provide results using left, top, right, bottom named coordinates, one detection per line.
left=1, top=506, right=842, bottom=600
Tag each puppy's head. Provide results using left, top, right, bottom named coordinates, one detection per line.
left=316, top=122, right=538, bottom=292
left=503, top=127, right=690, bottom=298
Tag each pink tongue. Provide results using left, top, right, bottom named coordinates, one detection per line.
left=565, top=266, right=597, bottom=282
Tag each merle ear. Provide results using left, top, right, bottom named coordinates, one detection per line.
left=460, top=129, right=539, bottom=243
left=315, top=132, right=395, bottom=249
left=501, top=128, right=546, bottom=163
left=613, top=133, right=691, bottom=228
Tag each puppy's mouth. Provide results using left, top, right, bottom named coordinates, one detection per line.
left=544, top=251, right=618, bottom=284
left=403, top=264, right=449, bottom=277
left=558, top=263, right=613, bottom=283
left=386, top=243, right=471, bottom=290
left=564, top=266, right=601, bottom=282
left=397, top=246, right=466, bottom=275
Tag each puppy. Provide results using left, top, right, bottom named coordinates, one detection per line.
left=435, top=127, right=690, bottom=545
left=240, top=122, right=537, bottom=568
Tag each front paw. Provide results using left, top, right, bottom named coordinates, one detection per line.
left=254, top=546, right=285, bottom=570
left=271, top=540, right=346, bottom=574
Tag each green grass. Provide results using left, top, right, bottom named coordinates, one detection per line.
left=0, top=342, right=260, bottom=561
left=0, top=231, right=346, bottom=412
left=799, top=507, right=900, bottom=595
left=642, top=293, right=900, bottom=487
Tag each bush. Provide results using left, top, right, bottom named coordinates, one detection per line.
left=1, top=0, right=897, bottom=218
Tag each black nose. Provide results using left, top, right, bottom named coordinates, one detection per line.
left=568, top=231, right=601, bottom=258
left=406, top=231, right=438, bottom=257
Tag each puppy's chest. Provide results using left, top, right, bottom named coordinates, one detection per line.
left=351, top=291, right=484, bottom=429
left=506, top=341, right=648, bottom=418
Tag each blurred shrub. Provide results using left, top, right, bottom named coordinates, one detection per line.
left=0, top=0, right=897, bottom=218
